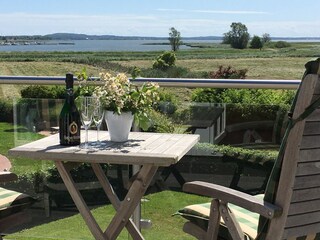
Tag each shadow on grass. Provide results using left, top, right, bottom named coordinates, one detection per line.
left=4, top=127, right=30, bottom=133
left=6, top=190, right=204, bottom=240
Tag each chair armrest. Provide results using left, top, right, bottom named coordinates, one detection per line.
left=0, top=171, right=18, bottom=182
left=183, top=181, right=282, bottom=219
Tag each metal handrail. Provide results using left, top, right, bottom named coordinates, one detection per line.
left=0, top=75, right=301, bottom=89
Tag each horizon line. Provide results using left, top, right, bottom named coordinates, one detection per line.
left=2, top=33, right=320, bottom=39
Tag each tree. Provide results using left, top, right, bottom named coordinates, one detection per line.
left=224, top=22, right=250, bottom=49
left=222, top=32, right=231, bottom=44
left=250, top=35, right=263, bottom=49
left=262, top=33, right=271, bottom=44
left=168, top=27, right=182, bottom=52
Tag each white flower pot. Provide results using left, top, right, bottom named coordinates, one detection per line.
left=105, top=111, right=134, bottom=142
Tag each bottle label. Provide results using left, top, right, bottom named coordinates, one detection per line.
left=67, top=88, right=74, bottom=96
left=69, top=121, right=78, bottom=135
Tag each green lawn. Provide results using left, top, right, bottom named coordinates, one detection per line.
left=116, top=56, right=310, bottom=80
left=6, top=191, right=210, bottom=240
left=0, top=122, right=52, bottom=177
left=0, top=121, right=210, bottom=239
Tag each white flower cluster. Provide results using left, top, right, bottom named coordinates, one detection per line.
left=95, top=72, right=159, bottom=117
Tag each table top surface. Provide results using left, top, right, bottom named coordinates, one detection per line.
left=9, top=131, right=199, bottom=166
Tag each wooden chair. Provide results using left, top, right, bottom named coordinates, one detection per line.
left=0, top=154, right=35, bottom=237
left=176, top=58, right=320, bottom=240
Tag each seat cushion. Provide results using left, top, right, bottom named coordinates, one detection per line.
left=0, top=187, right=36, bottom=218
left=176, top=194, right=264, bottom=240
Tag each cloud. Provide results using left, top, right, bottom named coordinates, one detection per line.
left=247, top=20, right=320, bottom=37
left=157, top=8, right=270, bottom=15
left=0, top=12, right=159, bottom=35
left=0, top=12, right=319, bottom=37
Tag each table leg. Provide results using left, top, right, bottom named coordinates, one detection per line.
left=105, top=164, right=158, bottom=240
left=132, top=164, right=141, bottom=231
left=55, top=161, right=105, bottom=240
left=91, top=163, right=144, bottom=240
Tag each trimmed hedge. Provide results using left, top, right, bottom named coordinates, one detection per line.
left=0, top=99, right=13, bottom=123
left=194, top=142, right=278, bottom=166
left=20, top=85, right=66, bottom=99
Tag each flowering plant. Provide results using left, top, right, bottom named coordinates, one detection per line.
left=94, top=72, right=160, bottom=130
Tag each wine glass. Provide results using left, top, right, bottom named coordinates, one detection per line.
left=78, top=96, right=94, bottom=149
left=92, top=98, right=105, bottom=146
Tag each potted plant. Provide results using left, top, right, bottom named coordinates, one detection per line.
left=93, top=72, right=159, bottom=141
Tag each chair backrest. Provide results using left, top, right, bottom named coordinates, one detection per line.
left=0, top=154, right=12, bottom=172
left=258, top=59, right=320, bottom=240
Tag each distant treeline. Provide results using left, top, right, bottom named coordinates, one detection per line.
left=0, top=33, right=319, bottom=42
left=0, top=33, right=223, bottom=41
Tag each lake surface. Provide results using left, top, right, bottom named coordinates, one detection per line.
left=0, top=40, right=220, bottom=52
left=1, top=39, right=319, bottom=52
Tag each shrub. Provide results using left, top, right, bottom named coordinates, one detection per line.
left=192, top=66, right=248, bottom=103
left=195, top=142, right=278, bottom=165
left=152, top=51, right=176, bottom=70
left=192, top=88, right=219, bottom=103
left=209, top=65, right=247, bottom=79
left=142, top=66, right=204, bottom=79
left=20, top=85, right=67, bottom=99
left=156, top=90, right=178, bottom=114
left=192, top=88, right=294, bottom=106
left=146, top=109, right=175, bottom=133
left=274, top=41, right=291, bottom=48
left=0, top=100, right=13, bottom=122
left=250, top=35, right=263, bottom=49
left=45, top=163, right=109, bottom=183
left=193, top=65, right=294, bottom=106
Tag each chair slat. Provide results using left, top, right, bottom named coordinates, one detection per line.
left=303, top=121, right=320, bottom=135
left=293, top=175, right=320, bottom=189
left=300, top=135, right=320, bottom=149
left=306, top=108, right=320, bottom=122
left=283, top=221, right=320, bottom=239
left=296, top=162, right=320, bottom=176
left=299, top=149, right=320, bottom=162
left=292, top=187, right=320, bottom=202
left=288, top=199, right=320, bottom=215
left=286, top=211, right=320, bottom=228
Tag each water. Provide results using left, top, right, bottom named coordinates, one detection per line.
left=1, top=39, right=318, bottom=52
left=0, top=39, right=220, bottom=52
left=0, top=40, right=221, bottom=52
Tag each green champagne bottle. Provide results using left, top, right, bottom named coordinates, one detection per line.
left=59, top=73, right=81, bottom=146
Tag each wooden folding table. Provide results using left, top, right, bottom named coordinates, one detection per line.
left=9, top=131, right=199, bottom=240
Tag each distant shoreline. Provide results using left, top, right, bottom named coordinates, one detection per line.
left=0, top=41, right=75, bottom=46
left=2, top=32, right=320, bottom=42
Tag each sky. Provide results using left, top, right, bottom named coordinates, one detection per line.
left=0, top=0, right=319, bottom=38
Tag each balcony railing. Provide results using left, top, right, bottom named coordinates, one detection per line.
left=0, top=75, right=300, bottom=88
left=0, top=76, right=300, bottom=143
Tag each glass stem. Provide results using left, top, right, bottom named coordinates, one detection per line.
left=85, top=128, right=89, bottom=148
left=97, top=126, right=100, bottom=144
